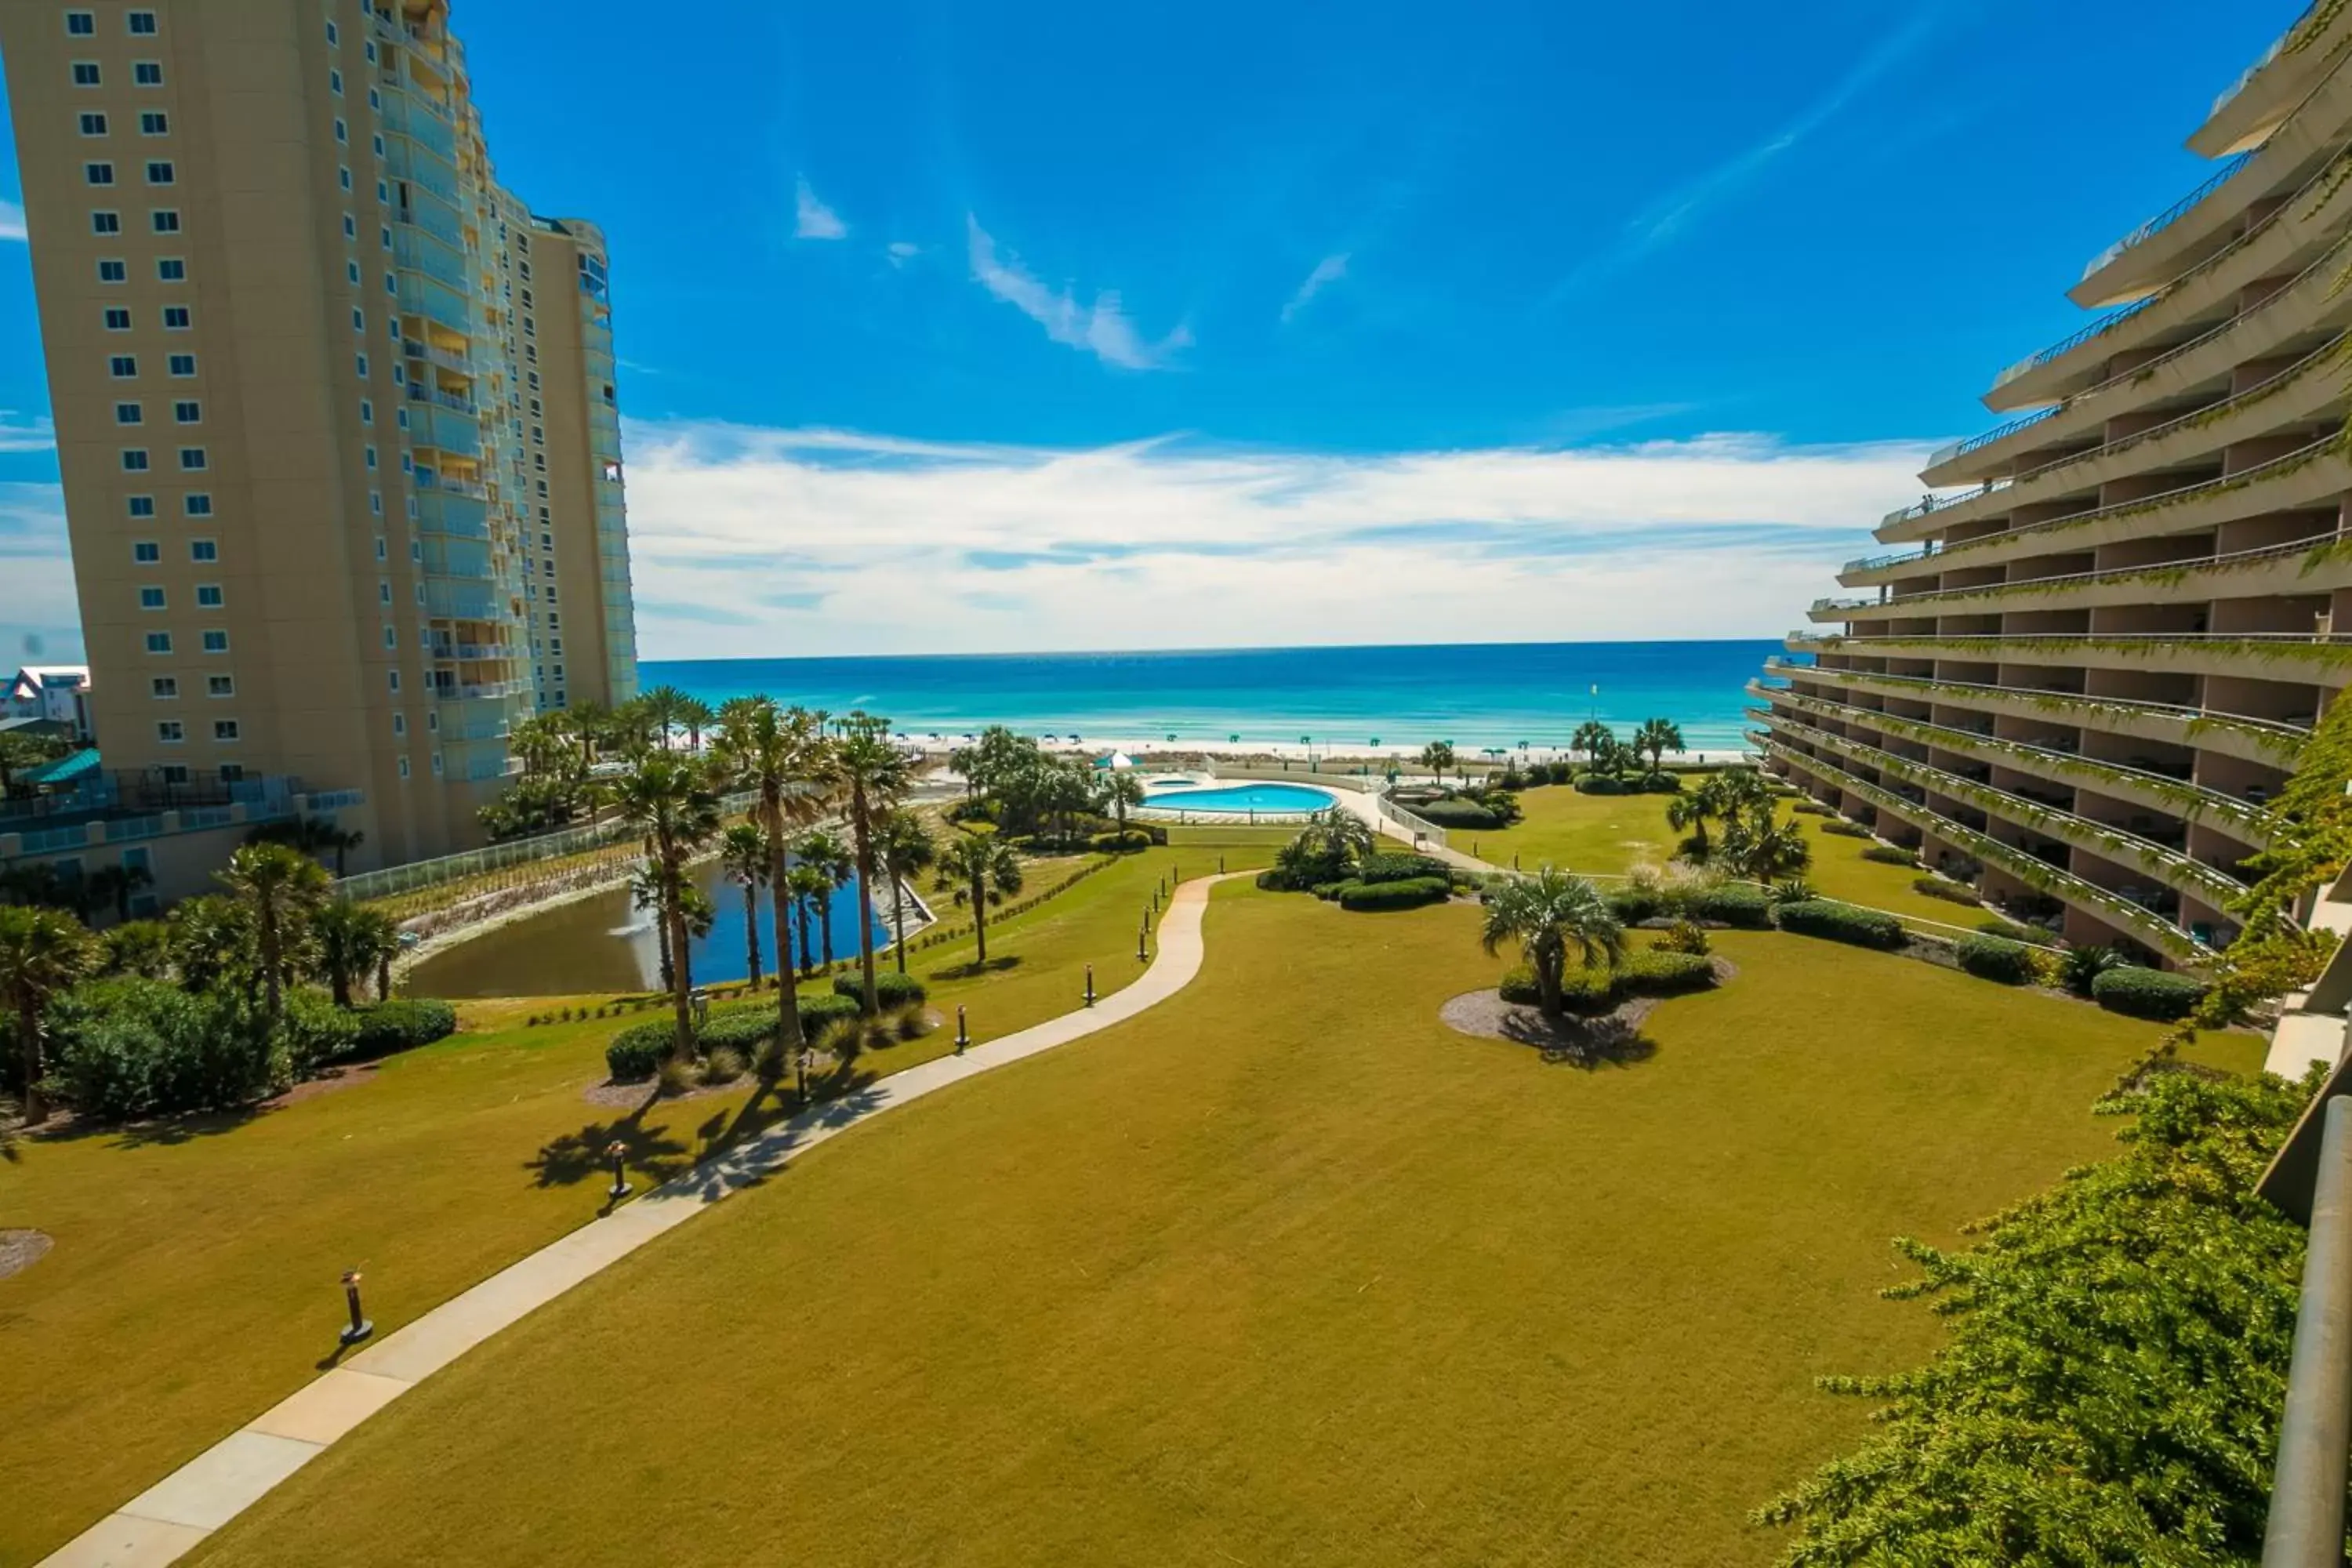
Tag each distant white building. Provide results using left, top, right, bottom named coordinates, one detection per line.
left=5, top=666, right=93, bottom=739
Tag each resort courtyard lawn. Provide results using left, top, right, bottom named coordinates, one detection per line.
left=0, top=827, right=1283, bottom=1566
left=1467, top=780, right=1980, bottom=927
left=194, top=887, right=2256, bottom=1568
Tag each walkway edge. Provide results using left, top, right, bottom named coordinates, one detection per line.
left=40, top=872, right=1250, bottom=1568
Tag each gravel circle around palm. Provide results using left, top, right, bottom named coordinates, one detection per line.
left=0, top=1229, right=53, bottom=1280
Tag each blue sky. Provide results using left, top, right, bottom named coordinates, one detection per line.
left=0, top=0, right=2298, bottom=660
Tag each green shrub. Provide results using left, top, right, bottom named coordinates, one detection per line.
left=1498, top=951, right=1716, bottom=1011
left=1574, top=775, right=1633, bottom=796
left=2062, top=944, right=2125, bottom=997
left=1955, top=935, right=2037, bottom=985
left=604, top=1021, right=673, bottom=1081
left=1819, top=820, right=1874, bottom=839
left=350, top=997, right=457, bottom=1056
left=1911, top=876, right=1983, bottom=907
left=1654, top=918, right=1711, bottom=956
left=2091, top=965, right=2208, bottom=1022
left=830, top=970, right=927, bottom=1011
left=47, top=979, right=299, bottom=1119
left=1773, top=899, right=1905, bottom=949
left=1088, top=829, right=1154, bottom=853
left=1976, top=916, right=2041, bottom=942
left=1861, top=845, right=1922, bottom=867
left=1606, top=884, right=1668, bottom=924
left=1791, top=801, right=1833, bottom=816
left=1356, top=852, right=1452, bottom=885
left=1413, top=798, right=1503, bottom=829
left=1617, top=949, right=1719, bottom=997
left=1334, top=876, right=1452, bottom=911
left=1689, top=883, right=1773, bottom=929
left=697, top=1009, right=778, bottom=1054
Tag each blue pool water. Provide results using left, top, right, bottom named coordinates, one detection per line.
left=1141, top=782, right=1340, bottom=815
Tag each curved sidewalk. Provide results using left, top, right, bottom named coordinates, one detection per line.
left=45, top=872, right=1250, bottom=1568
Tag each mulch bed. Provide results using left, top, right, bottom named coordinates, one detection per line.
left=580, top=1074, right=753, bottom=1109
left=1439, top=989, right=1661, bottom=1068
left=0, top=1229, right=53, bottom=1280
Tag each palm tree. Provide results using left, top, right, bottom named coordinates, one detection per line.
left=1664, top=792, right=1713, bottom=862
left=785, top=861, right=833, bottom=982
left=678, top=696, right=717, bottom=753
left=795, top=829, right=855, bottom=975
left=1418, top=740, right=1457, bottom=787
left=877, top=808, right=937, bottom=974
left=83, top=861, right=154, bottom=924
left=938, top=832, right=1024, bottom=967
left=1479, top=868, right=1624, bottom=1018
left=630, top=864, right=677, bottom=993
left=310, top=900, right=399, bottom=1009
left=1571, top=721, right=1613, bottom=775
left=102, top=917, right=173, bottom=979
left=638, top=684, right=691, bottom=752
left=612, top=753, right=724, bottom=1059
left=1105, top=771, right=1146, bottom=834
left=1633, top=718, right=1684, bottom=779
left=216, top=841, right=332, bottom=1020
left=168, top=893, right=253, bottom=992
left=0, top=904, right=99, bottom=1125
left=828, top=713, right=912, bottom=1013
left=720, top=822, right=770, bottom=990
left=710, top=696, right=834, bottom=1073
left=1723, top=817, right=1812, bottom=883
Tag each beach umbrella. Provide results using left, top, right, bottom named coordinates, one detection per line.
left=1369, top=736, right=1380, bottom=746
left=1229, top=733, right=1240, bottom=742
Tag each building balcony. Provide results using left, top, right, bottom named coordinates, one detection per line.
left=408, top=401, right=482, bottom=460
left=379, top=85, right=456, bottom=162
left=1817, top=530, right=2352, bottom=624
left=401, top=337, right=473, bottom=378
left=415, top=470, right=487, bottom=502
left=396, top=268, right=474, bottom=339
left=1864, top=433, right=2350, bottom=575
left=1748, top=682, right=2279, bottom=844
left=412, top=488, right=488, bottom=541
left=1757, top=737, right=2211, bottom=961
left=1759, top=658, right=2310, bottom=767
left=2195, top=0, right=2352, bottom=155
left=1971, top=162, right=2352, bottom=431
left=1787, top=629, right=2352, bottom=686
left=423, top=575, right=502, bottom=621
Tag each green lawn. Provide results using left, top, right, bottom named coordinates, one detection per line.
left=1465, top=782, right=1985, bottom=927
left=0, top=827, right=1283, bottom=1566
left=191, top=889, right=2257, bottom=1568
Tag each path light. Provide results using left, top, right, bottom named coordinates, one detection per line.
left=1084, top=964, right=1097, bottom=1007
left=605, top=1139, right=631, bottom=1204
left=339, top=1270, right=373, bottom=1345
left=1137, top=922, right=1149, bottom=963
left=1218, top=855, right=1225, bottom=875
left=955, top=1005, right=970, bottom=1053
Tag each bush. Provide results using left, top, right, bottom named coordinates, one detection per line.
left=657, top=1056, right=699, bottom=1097
left=1356, top=852, right=1451, bottom=885
left=1498, top=950, right=1717, bottom=1012
left=48, top=979, right=294, bottom=1120
left=604, top=1021, right=674, bottom=1082
left=1688, top=883, right=1773, bottom=929
left=698, top=1009, right=779, bottom=1054
left=700, top=1047, right=748, bottom=1085
left=277, top=989, right=364, bottom=1076
left=1333, top=876, right=1452, bottom=911
left=1654, top=918, right=1711, bottom=956
left=1088, top=829, right=1154, bottom=853
left=350, top=997, right=458, bottom=1056
left=1574, top=775, right=1633, bottom=795
left=1955, top=935, right=2037, bottom=985
left=1773, top=899, right=1905, bottom=949
left=831, top=970, right=927, bottom=1011
left=2091, top=965, right=2208, bottom=1022
left=1791, top=801, right=1833, bottom=816
left=1911, top=876, right=1983, bottom=907
left=1618, top=949, right=1719, bottom=997
left=1819, top=819, right=1874, bottom=839
left=1860, top=845, right=1921, bottom=867
left=1976, top=916, right=2042, bottom=942
left=1606, top=884, right=1668, bottom=924
left=1412, top=798, right=1503, bottom=830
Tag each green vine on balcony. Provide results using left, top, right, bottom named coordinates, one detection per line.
left=1797, top=632, right=2352, bottom=671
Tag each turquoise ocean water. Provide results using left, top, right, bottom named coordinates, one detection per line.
left=644, top=640, right=1779, bottom=755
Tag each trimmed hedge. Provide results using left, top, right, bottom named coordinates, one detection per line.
left=1334, top=876, right=1452, bottom=911
left=1606, top=884, right=1667, bottom=924
left=1911, top=875, right=1983, bottom=907
left=350, top=998, right=457, bottom=1055
left=1773, top=898, right=1905, bottom=949
left=1411, top=799, right=1503, bottom=829
left=1819, top=820, right=1874, bottom=839
left=831, top=970, right=927, bottom=1011
left=1618, top=949, right=1718, bottom=996
left=1790, top=801, right=1833, bottom=816
left=1088, top=829, right=1155, bottom=853
left=1499, top=949, right=1719, bottom=1013
left=1955, top=935, right=2036, bottom=985
left=1860, top=845, right=1921, bottom=867
left=1573, top=774, right=1682, bottom=797
left=1356, top=852, right=1452, bottom=885
left=604, top=1025, right=672, bottom=1083
left=605, top=993, right=866, bottom=1080
left=2091, top=965, right=2208, bottom=1022
left=1688, top=883, right=1773, bottom=929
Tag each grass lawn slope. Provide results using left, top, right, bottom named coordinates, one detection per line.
left=192, top=889, right=2256, bottom=1568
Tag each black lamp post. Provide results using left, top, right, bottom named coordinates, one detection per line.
left=339, top=1269, right=373, bottom=1345
left=954, top=1004, right=970, bottom=1053
left=605, top=1138, right=631, bottom=1204
left=1137, top=921, right=1149, bottom=963
left=1083, top=964, right=1096, bottom=1007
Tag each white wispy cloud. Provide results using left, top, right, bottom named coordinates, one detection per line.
left=966, top=216, right=1192, bottom=371
left=1281, top=252, right=1351, bottom=325
left=885, top=241, right=922, bottom=269
left=793, top=176, right=848, bottom=241
left=1543, top=9, right=1941, bottom=306
left=613, top=418, right=1935, bottom=659
left=0, top=411, right=56, bottom=453
left=0, top=482, right=84, bottom=664
left=0, top=199, right=25, bottom=242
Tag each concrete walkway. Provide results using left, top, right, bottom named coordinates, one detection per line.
left=43, top=873, right=1250, bottom=1568
left=1331, top=789, right=1497, bottom=877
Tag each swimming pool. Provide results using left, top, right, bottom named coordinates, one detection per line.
left=1138, top=782, right=1340, bottom=816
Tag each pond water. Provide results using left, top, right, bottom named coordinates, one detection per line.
left=408, top=858, right=903, bottom=999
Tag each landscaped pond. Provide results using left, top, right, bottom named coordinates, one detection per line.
left=407, top=858, right=903, bottom=998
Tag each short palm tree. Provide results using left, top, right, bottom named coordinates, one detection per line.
left=938, top=832, right=1024, bottom=967
left=1570, top=720, right=1613, bottom=773
left=795, top=829, right=855, bottom=974
left=638, top=684, right=691, bottom=751
left=1418, top=740, right=1457, bottom=786
left=216, top=841, right=332, bottom=1020
left=827, top=714, right=912, bottom=1013
left=678, top=696, right=717, bottom=753
left=784, top=861, right=833, bottom=985
left=102, top=918, right=173, bottom=980
left=719, top=822, right=771, bottom=989
left=612, top=753, right=724, bottom=1059
left=710, top=697, right=834, bottom=1067
left=309, top=900, right=400, bottom=1009
left=0, top=903, right=99, bottom=1125
left=1105, top=771, right=1146, bottom=833
left=876, top=808, right=938, bottom=974
left=1633, top=717, right=1684, bottom=779
left=1664, top=791, right=1713, bottom=861
left=1479, top=868, right=1624, bottom=1017
left=1722, top=813, right=1811, bottom=883
left=83, top=861, right=154, bottom=924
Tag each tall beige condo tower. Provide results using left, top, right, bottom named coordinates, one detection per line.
left=0, top=0, right=639, bottom=871
left=1759, top=2, right=2352, bottom=969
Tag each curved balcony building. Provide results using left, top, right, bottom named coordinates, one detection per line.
left=1762, top=1, right=2352, bottom=965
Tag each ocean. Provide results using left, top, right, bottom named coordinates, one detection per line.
left=643, top=639, right=1779, bottom=755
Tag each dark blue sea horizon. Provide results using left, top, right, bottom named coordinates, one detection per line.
left=643, top=638, right=1780, bottom=753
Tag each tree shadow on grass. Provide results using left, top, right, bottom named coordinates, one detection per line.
left=525, top=1092, right=691, bottom=1189
left=56, top=1103, right=274, bottom=1151
left=1498, top=1011, right=1658, bottom=1071
left=927, top=955, right=1022, bottom=982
